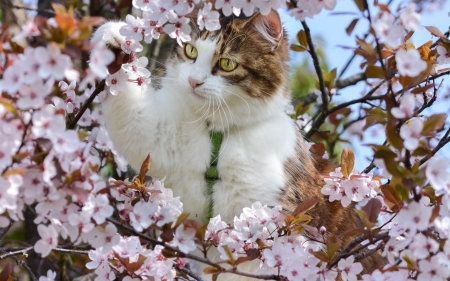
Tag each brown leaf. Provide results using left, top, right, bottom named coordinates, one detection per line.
left=346, top=18, right=359, bottom=36
left=410, top=83, right=434, bottom=94
left=310, top=142, right=326, bottom=157
left=403, top=30, right=414, bottom=43
left=292, top=198, right=320, bottom=216
left=290, top=44, right=307, bottom=52
left=354, top=209, right=376, bottom=228
left=386, top=123, right=403, bottom=151
left=245, top=248, right=260, bottom=260
left=353, top=0, right=367, bottom=11
left=138, top=154, right=152, bottom=184
left=297, top=29, right=308, bottom=48
left=422, top=114, right=447, bottom=136
left=341, top=148, right=355, bottom=178
left=361, top=198, right=382, bottom=223
left=425, top=26, right=450, bottom=43
left=51, top=3, right=67, bottom=15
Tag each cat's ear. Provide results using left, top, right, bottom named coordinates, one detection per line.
left=246, top=9, right=283, bottom=51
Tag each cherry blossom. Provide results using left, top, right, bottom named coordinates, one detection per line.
left=372, top=12, right=403, bottom=47
left=418, top=255, right=450, bottom=281
left=395, top=48, right=427, bottom=77
left=82, top=194, right=114, bottom=224
left=121, top=39, right=144, bottom=54
left=337, top=255, right=363, bottom=281
left=38, top=270, right=56, bottom=281
left=120, top=14, right=145, bottom=42
left=34, top=224, right=59, bottom=257
left=163, top=11, right=191, bottom=46
left=436, top=45, right=450, bottom=65
left=122, top=56, right=151, bottom=79
left=391, top=93, right=415, bottom=119
left=399, top=118, right=423, bottom=150
left=132, top=0, right=158, bottom=11
left=215, top=0, right=243, bottom=17
left=12, top=21, right=40, bottom=42
left=34, top=44, right=72, bottom=80
left=396, top=201, right=432, bottom=233
left=399, top=3, right=421, bottom=31
left=105, top=70, right=129, bottom=95
left=89, top=42, right=115, bottom=79
left=425, top=157, right=450, bottom=192
left=197, top=2, right=221, bottom=31
left=171, top=225, right=197, bottom=253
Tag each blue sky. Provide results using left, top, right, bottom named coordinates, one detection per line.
left=280, top=0, right=450, bottom=168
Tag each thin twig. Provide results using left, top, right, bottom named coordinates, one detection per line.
left=52, top=247, right=90, bottom=255
left=11, top=255, right=38, bottom=281
left=420, top=127, right=450, bottom=165
left=68, top=80, right=106, bottom=129
left=354, top=243, right=384, bottom=262
left=0, top=246, right=33, bottom=260
left=301, top=20, right=329, bottom=113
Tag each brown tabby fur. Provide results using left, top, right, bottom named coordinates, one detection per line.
left=179, top=8, right=385, bottom=277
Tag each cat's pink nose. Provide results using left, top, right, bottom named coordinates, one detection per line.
left=188, top=77, right=204, bottom=88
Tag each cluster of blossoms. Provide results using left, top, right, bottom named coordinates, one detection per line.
left=290, top=0, right=337, bottom=21
left=321, top=167, right=380, bottom=207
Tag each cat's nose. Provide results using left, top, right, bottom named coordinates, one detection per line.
left=188, top=77, right=204, bottom=88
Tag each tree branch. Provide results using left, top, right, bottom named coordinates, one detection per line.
left=0, top=246, right=34, bottom=260
left=11, top=255, right=38, bottom=281
left=301, top=20, right=329, bottom=113
left=68, top=80, right=105, bottom=129
left=335, top=72, right=366, bottom=89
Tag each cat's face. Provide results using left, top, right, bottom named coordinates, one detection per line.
left=167, top=10, right=289, bottom=105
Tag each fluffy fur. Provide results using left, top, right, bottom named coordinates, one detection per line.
left=92, top=10, right=383, bottom=280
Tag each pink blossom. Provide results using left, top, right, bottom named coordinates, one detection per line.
left=399, top=3, right=421, bottom=31
left=372, top=12, right=403, bottom=47
left=338, top=255, right=362, bottom=281
left=82, top=194, right=114, bottom=224
left=163, top=12, right=191, bottom=46
left=171, top=225, right=196, bottom=253
left=399, top=118, right=423, bottom=150
left=395, top=48, right=427, bottom=77
left=197, top=3, right=221, bottom=31
left=34, top=224, right=58, bottom=257
left=34, top=44, right=72, bottom=80
left=391, top=93, right=415, bottom=119
left=120, top=14, right=144, bottom=42
left=89, top=42, right=115, bottom=79
left=437, top=45, right=450, bottom=65
left=397, top=201, right=432, bottom=233
left=105, top=70, right=129, bottom=96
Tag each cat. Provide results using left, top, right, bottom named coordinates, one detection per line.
left=91, top=9, right=384, bottom=280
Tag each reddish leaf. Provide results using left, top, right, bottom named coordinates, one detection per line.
left=310, top=142, right=326, bottom=157
left=361, top=198, right=382, bottom=223
left=341, top=148, right=355, bottom=178
left=410, top=83, right=434, bottom=94
left=292, top=198, right=320, bottom=216
left=138, top=154, right=152, bottom=184
left=386, top=123, right=403, bottom=151
left=326, top=235, right=341, bottom=259
left=0, top=263, right=13, bottom=281
left=422, top=114, right=447, bottom=136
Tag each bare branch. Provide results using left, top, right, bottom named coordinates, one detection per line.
left=68, top=80, right=106, bottom=130
left=0, top=246, right=34, bottom=260
left=335, top=72, right=366, bottom=89
left=301, top=20, right=329, bottom=113
left=11, top=255, right=38, bottom=281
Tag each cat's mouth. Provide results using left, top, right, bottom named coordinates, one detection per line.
left=190, top=89, right=206, bottom=100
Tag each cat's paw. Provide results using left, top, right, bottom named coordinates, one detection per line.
left=91, top=21, right=127, bottom=49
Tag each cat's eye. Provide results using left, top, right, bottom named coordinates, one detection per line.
left=219, top=58, right=238, bottom=72
left=185, top=43, right=198, bottom=59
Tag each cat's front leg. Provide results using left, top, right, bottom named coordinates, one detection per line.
left=90, top=22, right=169, bottom=173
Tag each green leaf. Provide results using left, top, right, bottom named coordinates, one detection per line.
left=353, top=0, right=367, bottom=11
left=365, top=65, right=385, bottom=79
